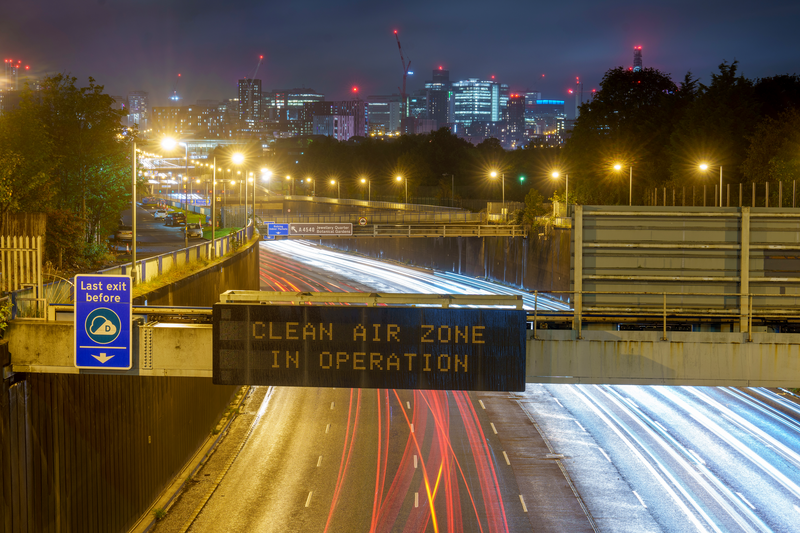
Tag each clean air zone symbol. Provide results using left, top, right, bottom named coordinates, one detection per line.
left=85, top=308, right=121, bottom=344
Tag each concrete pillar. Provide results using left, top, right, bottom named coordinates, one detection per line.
left=740, top=207, right=750, bottom=333
left=573, top=205, right=583, bottom=338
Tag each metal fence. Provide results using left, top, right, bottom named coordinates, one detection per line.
left=256, top=211, right=482, bottom=224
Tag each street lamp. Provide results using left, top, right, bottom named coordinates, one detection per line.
left=161, top=136, right=190, bottom=247
left=490, top=171, right=505, bottom=218
left=396, top=175, right=407, bottom=204
left=700, top=163, right=723, bottom=207
left=614, top=163, right=633, bottom=206
left=305, top=177, right=315, bottom=197
left=360, top=177, right=371, bottom=202
left=331, top=179, right=340, bottom=199
left=285, top=175, right=293, bottom=196
left=552, top=171, right=569, bottom=209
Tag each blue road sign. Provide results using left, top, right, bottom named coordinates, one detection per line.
left=75, top=274, right=132, bottom=370
left=262, top=221, right=275, bottom=240
left=268, top=223, right=288, bottom=236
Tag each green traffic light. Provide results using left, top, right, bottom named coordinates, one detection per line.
left=519, top=176, right=526, bottom=182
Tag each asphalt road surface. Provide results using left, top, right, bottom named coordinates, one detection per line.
left=119, top=205, right=200, bottom=258
left=189, top=241, right=800, bottom=532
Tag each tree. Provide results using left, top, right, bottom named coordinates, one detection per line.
left=741, top=109, right=800, bottom=184
left=522, top=188, right=548, bottom=228
left=0, top=105, right=54, bottom=234
left=563, top=66, right=681, bottom=204
left=23, top=74, right=129, bottom=243
left=669, top=61, right=760, bottom=186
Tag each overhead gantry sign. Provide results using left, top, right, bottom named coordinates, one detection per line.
left=213, top=303, right=526, bottom=391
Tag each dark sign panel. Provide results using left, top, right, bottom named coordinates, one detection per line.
left=213, top=304, right=526, bottom=391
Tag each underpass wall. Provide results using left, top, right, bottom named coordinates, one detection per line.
left=0, top=242, right=259, bottom=533
left=318, top=225, right=571, bottom=295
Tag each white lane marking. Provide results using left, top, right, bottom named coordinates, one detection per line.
left=415, top=492, right=419, bottom=508
left=325, top=424, right=330, bottom=434
left=411, top=423, right=414, bottom=433
left=736, top=492, right=755, bottom=510
left=598, top=448, right=612, bottom=463
left=414, top=455, right=418, bottom=469
left=794, top=504, right=800, bottom=515
left=503, top=451, right=510, bottom=465
left=654, top=421, right=669, bottom=434
left=633, top=491, right=647, bottom=508
left=490, top=423, right=498, bottom=434
left=519, top=495, right=528, bottom=513
left=406, top=401, right=411, bottom=410
left=688, top=449, right=706, bottom=465
left=574, top=420, right=586, bottom=432
left=330, top=401, right=335, bottom=410
left=317, top=456, right=322, bottom=467
left=479, top=400, right=486, bottom=409
left=305, top=491, right=313, bottom=507
left=554, top=398, right=563, bottom=408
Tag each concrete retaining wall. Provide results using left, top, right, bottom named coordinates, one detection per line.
left=317, top=224, right=571, bottom=295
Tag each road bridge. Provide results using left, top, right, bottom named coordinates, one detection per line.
left=6, top=290, right=799, bottom=387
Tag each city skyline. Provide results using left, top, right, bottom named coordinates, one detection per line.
left=2, top=0, right=799, bottom=107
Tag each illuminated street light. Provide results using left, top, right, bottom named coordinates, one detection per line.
left=490, top=171, right=505, bottom=219
left=699, top=162, right=723, bottom=207
left=360, top=177, right=371, bottom=202
left=614, top=163, right=633, bottom=206
left=551, top=171, right=569, bottom=208
left=331, top=179, right=340, bottom=199
left=396, top=175, right=407, bottom=204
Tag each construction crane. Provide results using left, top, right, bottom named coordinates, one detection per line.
left=169, top=73, right=181, bottom=101
left=243, top=55, right=264, bottom=122
left=394, top=30, right=411, bottom=118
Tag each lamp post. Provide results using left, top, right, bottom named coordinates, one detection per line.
left=131, top=139, right=138, bottom=284
left=396, top=176, right=407, bottom=204
left=160, top=137, right=190, bottom=247
left=285, top=175, right=293, bottom=196
left=552, top=171, right=568, bottom=211
left=360, top=178, right=371, bottom=201
left=331, top=179, right=340, bottom=199
left=700, top=163, right=723, bottom=207
left=490, top=171, right=505, bottom=214
left=614, top=163, right=633, bottom=206
left=211, top=157, right=217, bottom=258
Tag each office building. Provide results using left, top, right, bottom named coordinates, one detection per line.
left=127, top=91, right=149, bottom=132
left=367, top=95, right=401, bottom=134
left=633, top=46, right=643, bottom=72
left=313, top=115, right=355, bottom=141
left=238, top=78, right=262, bottom=125
left=425, top=67, right=453, bottom=128
left=452, top=78, right=500, bottom=127
left=299, top=100, right=367, bottom=138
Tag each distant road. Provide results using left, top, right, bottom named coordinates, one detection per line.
left=118, top=205, right=200, bottom=259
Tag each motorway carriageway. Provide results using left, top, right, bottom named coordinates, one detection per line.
left=189, top=241, right=800, bottom=533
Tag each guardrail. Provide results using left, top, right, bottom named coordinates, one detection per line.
left=527, top=289, right=800, bottom=341
left=260, top=224, right=527, bottom=238
left=100, top=225, right=252, bottom=282
left=257, top=211, right=482, bottom=224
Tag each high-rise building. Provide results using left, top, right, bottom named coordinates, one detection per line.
left=313, top=115, right=355, bottom=141
left=127, top=91, right=149, bottom=133
left=633, top=46, right=643, bottom=72
left=573, top=78, right=583, bottom=119
left=407, top=89, right=427, bottom=119
left=367, top=95, right=401, bottom=134
left=238, top=78, right=263, bottom=125
left=299, top=100, right=367, bottom=138
left=503, top=93, right=525, bottom=148
left=452, top=78, right=500, bottom=127
left=425, top=67, right=453, bottom=128
left=263, top=89, right=324, bottom=120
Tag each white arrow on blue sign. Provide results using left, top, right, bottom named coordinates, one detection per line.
left=74, top=274, right=132, bottom=370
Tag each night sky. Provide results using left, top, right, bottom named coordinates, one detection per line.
left=2, top=0, right=799, bottom=108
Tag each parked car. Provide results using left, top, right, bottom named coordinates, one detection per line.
left=153, top=209, right=167, bottom=220
left=115, top=225, right=133, bottom=241
left=185, top=223, right=203, bottom=238
left=164, top=212, right=186, bottom=226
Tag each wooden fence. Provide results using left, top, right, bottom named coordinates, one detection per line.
left=0, top=236, right=42, bottom=298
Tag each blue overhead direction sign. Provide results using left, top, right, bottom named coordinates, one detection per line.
left=268, top=223, right=289, bottom=236
left=75, top=274, right=132, bottom=370
left=262, top=221, right=275, bottom=240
